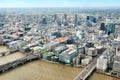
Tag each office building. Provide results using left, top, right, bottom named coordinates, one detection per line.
left=59, top=48, right=78, bottom=63
left=96, top=55, right=108, bottom=71
left=100, top=23, right=106, bottom=31
left=106, top=23, right=115, bottom=35
left=41, top=17, right=47, bottom=25
left=74, top=14, right=78, bottom=27
left=87, top=16, right=96, bottom=23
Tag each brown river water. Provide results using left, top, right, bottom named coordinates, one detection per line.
left=0, top=46, right=9, bottom=52
left=0, top=46, right=119, bottom=80
left=0, top=52, right=26, bottom=66
left=89, top=72, right=119, bottom=80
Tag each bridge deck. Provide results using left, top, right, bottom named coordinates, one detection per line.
left=0, top=55, right=39, bottom=72
left=74, top=58, right=97, bottom=80
left=74, top=49, right=106, bottom=80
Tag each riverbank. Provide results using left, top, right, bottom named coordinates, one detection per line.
left=96, top=70, right=120, bottom=79
left=0, top=46, right=119, bottom=80
left=88, top=71, right=120, bottom=80
left=41, top=58, right=85, bottom=68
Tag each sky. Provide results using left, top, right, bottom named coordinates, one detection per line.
left=0, top=0, right=120, bottom=8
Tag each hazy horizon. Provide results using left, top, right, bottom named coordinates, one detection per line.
left=0, top=0, right=120, bottom=8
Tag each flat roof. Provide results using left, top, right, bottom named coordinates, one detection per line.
left=55, top=37, right=67, bottom=43
left=31, top=46, right=40, bottom=50
left=65, top=48, right=76, bottom=55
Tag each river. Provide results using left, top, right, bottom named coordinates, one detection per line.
left=0, top=46, right=9, bottom=52
left=0, top=46, right=119, bottom=80
left=0, top=52, right=26, bottom=66
left=0, top=60, right=83, bottom=80
left=0, top=60, right=119, bottom=80
left=89, top=72, right=119, bottom=80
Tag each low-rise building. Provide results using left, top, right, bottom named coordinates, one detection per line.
left=87, top=47, right=97, bottom=56
left=54, top=37, right=68, bottom=43
left=53, top=45, right=68, bottom=57
left=59, top=48, right=78, bottom=63
left=112, top=55, right=120, bottom=77
left=77, top=45, right=85, bottom=54
left=96, top=55, right=108, bottom=71
left=7, top=40, right=26, bottom=50
left=45, top=41, right=59, bottom=50
left=42, top=52, right=54, bottom=60
left=81, top=56, right=92, bottom=66
left=116, top=46, right=120, bottom=56
left=95, top=46, right=103, bottom=54
left=0, top=36, right=4, bottom=45
left=73, top=55, right=81, bottom=66
left=30, top=46, right=41, bottom=55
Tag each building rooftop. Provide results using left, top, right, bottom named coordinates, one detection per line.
left=114, top=55, right=120, bottom=62
left=54, top=37, right=67, bottom=43
left=55, top=45, right=65, bottom=51
left=65, top=48, right=76, bottom=55
left=31, top=46, right=41, bottom=51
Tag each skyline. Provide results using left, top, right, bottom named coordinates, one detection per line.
left=0, top=0, right=120, bottom=8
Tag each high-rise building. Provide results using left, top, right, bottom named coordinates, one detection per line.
left=86, top=20, right=92, bottom=27
left=62, top=14, right=68, bottom=26
left=87, top=16, right=96, bottom=23
left=64, top=14, right=67, bottom=20
left=54, top=14, right=57, bottom=22
left=41, top=17, right=47, bottom=25
left=74, top=14, right=78, bottom=27
left=100, top=23, right=105, bottom=31
left=57, top=20, right=62, bottom=26
left=106, top=23, right=115, bottom=35
left=93, top=18, right=96, bottom=23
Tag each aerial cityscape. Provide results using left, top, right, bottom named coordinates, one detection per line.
left=0, top=0, right=120, bottom=80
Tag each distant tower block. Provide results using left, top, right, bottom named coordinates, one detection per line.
left=74, top=14, right=78, bottom=27
left=100, top=23, right=105, bottom=31
left=41, top=17, right=47, bottom=25
left=54, top=14, right=57, bottom=22
left=64, top=14, right=67, bottom=20
left=106, top=23, right=115, bottom=35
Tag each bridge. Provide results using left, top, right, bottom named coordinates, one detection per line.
left=74, top=57, right=97, bottom=80
left=74, top=48, right=106, bottom=80
left=0, top=55, right=39, bottom=73
left=0, top=50, right=18, bottom=56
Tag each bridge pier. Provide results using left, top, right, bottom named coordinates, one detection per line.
left=29, top=59, right=32, bottom=62
left=13, top=65, right=17, bottom=68
left=2, top=70, right=5, bottom=73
